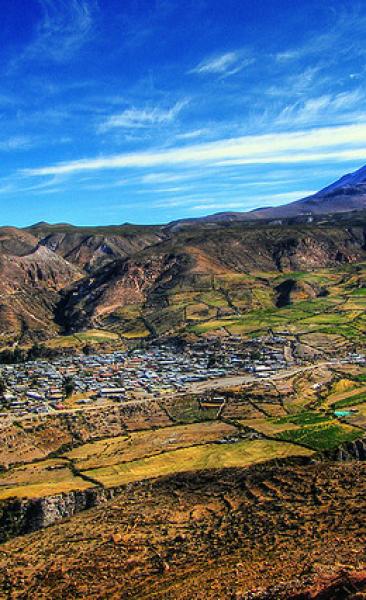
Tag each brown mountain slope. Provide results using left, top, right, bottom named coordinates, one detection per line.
left=0, top=462, right=364, bottom=599
left=57, top=222, right=366, bottom=333
left=27, top=223, right=165, bottom=272
left=0, top=227, right=39, bottom=256
left=0, top=217, right=364, bottom=342
left=0, top=223, right=165, bottom=343
left=0, top=246, right=82, bottom=342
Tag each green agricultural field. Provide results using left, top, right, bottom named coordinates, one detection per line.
left=275, top=411, right=330, bottom=426
left=46, top=335, right=83, bottom=349
left=183, top=266, right=366, bottom=341
left=332, top=391, right=366, bottom=410
left=46, top=329, right=121, bottom=348
left=199, top=291, right=231, bottom=307
left=276, top=421, right=361, bottom=451
left=75, top=329, right=120, bottom=343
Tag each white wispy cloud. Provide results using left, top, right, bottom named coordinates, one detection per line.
left=99, top=100, right=188, bottom=132
left=175, top=129, right=209, bottom=140
left=275, top=6, right=366, bottom=67
left=266, top=66, right=326, bottom=99
left=153, top=190, right=316, bottom=212
left=190, top=50, right=253, bottom=76
left=23, top=123, right=366, bottom=177
left=275, top=34, right=336, bottom=63
left=277, top=90, right=365, bottom=126
left=13, top=0, right=97, bottom=65
left=0, top=136, right=32, bottom=151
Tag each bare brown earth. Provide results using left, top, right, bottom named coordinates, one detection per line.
left=0, top=461, right=365, bottom=599
left=0, top=245, right=82, bottom=342
left=0, top=400, right=171, bottom=468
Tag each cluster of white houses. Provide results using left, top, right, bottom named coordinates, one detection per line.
left=2, top=336, right=362, bottom=418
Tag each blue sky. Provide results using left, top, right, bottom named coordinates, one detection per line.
left=1, top=0, right=366, bottom=226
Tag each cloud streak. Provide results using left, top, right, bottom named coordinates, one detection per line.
left=23, top=123, right=366, bottom=177
left=0, top=136, right=33, bottom=151
left=276, top=90, right=365, bottom=126
left=15, top=0, right=97, bottom=64
left=99, top=100, right=188, bottom=132
left=190, top=50, right=253, bottom=76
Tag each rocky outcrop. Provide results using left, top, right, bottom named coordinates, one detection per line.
left=0, top=247, right=82, bottom=342
left=0, top=487, right=116, bottom=543
left=323, top=437, right=366, bottom=461
left=28, top=223, right=165, bottom=272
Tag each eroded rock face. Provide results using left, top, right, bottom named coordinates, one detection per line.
left=0, top=246, right=82, bottom=341
left=57, top=252, right=193, bottom=332
left=0, top=488, right=114, bottom=543
left=324, top=438, right=366, bottom=461
left=37, top=228, right=165, bottom=272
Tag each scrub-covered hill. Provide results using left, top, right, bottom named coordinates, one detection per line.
left=0, top=462, right=364, bottom=599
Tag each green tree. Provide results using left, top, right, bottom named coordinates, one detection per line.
left=63, top=376, right=75, bottom=398
left=0, top=378, right=6, bottom=398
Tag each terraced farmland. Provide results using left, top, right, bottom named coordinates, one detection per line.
left=0, top=363, right=365, bottom=505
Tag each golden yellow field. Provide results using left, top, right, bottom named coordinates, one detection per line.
left=84, top=439, right=314, bottom=488
left=0, top=459, right=92, bottom=500
left=65, top=421, right=236, bottom=470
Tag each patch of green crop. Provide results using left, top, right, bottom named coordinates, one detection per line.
left=276, top=423, right=360, bottom=451
left=167, top=396, right=218, bottom=423
left=332, top=392, right=366, bottom=409
left=275, top=411, right=329, bottom=426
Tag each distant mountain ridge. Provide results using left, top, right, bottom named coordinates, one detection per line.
left=170, top=163, right=366, bottom=226
left=0, top=165, right=363, bottom=343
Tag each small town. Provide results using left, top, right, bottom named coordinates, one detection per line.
left=0, top=335, right=364, bottom=418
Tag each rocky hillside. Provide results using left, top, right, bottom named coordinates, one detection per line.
left=0, top=462, right=364, bottom=599
left=57, top=221, right=366, bottom=334
left=0, top=208, right=365, bottom=344
left=27, top=222, right=165, bottom=272
left=0, top=238, right=82, bottom=342
left=0, top=224, right=164, bottom=343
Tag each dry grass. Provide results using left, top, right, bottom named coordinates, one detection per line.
left=85, top=439, right=314, bottom=488
left=65, top=421, right=236, bottom=470
left=0, top=459, right=91, bottom=500
left=240, top=418, right=301, bottom=435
